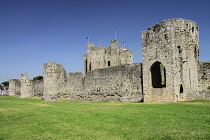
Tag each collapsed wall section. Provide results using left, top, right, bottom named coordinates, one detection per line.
left=198, top=62, right=210, bottom=99
left=84, top=63, right=143, bottom=102
left=43, top=62, right=67, bottom=101
left=9, top=79, right=20, bottom=96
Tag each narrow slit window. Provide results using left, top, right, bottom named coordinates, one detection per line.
left=108, top=61, right=111, bottom=66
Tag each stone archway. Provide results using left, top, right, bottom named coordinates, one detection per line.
left=150, top=61, right=166, bottom=88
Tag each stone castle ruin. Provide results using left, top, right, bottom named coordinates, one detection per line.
left=9, top=18, right=210, bottom=102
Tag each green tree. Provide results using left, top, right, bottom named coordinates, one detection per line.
left=1, top=81, right=9, bottom=86
left=32, top=76, right=43, bottom=81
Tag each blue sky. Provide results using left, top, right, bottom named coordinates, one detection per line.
left=0, top=0, right=210, bottom=82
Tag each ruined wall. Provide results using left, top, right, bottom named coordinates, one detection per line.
left=32, top=80, right=44, bottom=97
left=9, top=79, right=20, bottom=96
left=197, top=62, right=210, bottom=99
left=84, top=39, right=133, bottom=74
left=142, top=18, right=199, bottom=102
left=43, top=62, right=142, bottom=102
left=60, top=72, right=84, bottom=100
left=83, top=63, right=143, bottom=102
left=20, top=74, right=33, bottom=98
left=43, top=62, right=67, bottom=101
left=0, top=84, right=8, bottom=96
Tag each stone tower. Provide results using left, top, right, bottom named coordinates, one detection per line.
left=142, top=18, right=199, bottom=102
left=84, top=39, right=133, bottom=74
left=20, top=74, right=33, bottom=98
left=43, top=62, right=67, bottom=101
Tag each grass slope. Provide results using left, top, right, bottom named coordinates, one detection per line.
left=0, top=96, right=210, bottom=140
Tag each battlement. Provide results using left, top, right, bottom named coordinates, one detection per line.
left=84, top=39, right=133, bottom=74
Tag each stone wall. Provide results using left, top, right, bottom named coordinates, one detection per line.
left=43, top=62, right=143, bottom=102
left=32, top=80, right=44, bottom=97
left=9, top=79, right=20, bottom=96
left=198, top=62, right=210, bottom=99
left=84, top=63, right=143, bottom=102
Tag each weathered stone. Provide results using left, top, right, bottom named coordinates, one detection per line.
left=84, top=39, right=133, bottom=74
left=0, top=84, right=8, bottom=96
left=43, top=62, right=67, bottom=101
left=8, top=18, right=210, bottom=103
left=142, top=18, right=199, bottom=102
left=9, top=79, right=20, bottom=96
left=20, top=74, right=33, bottom=98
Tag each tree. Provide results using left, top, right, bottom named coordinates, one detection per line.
left=1, top=81, right=9, bottom=86
left=32, top=76, right=43, bottom=81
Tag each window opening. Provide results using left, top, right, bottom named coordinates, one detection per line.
left=180, top=84, right=183, bottom=93
left=192, top=27, right=194, bottom=33
left=85, top=59, right=87, bottom=73
left=146, top=33, right=149, bottom=38
left=89, top=63, right=91, bottom=71
left=108, top=61, right=111, bottom=66
left=177, top=46, right=182, bottom=54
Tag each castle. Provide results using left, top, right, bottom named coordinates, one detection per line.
left=9, top=18, right=210, bottom=102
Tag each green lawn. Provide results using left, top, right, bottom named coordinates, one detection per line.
left=0, top=96, right=210, bottom=140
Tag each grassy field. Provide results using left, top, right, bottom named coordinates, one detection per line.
left=0, top=96, right=210, bottom=140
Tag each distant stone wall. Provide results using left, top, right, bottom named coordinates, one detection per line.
left=198, top=62, right=210, bottom=99
left=43, top=62, right=143, bottom=102
left=9, top=79, right=20, bottom=96
left=32, top=80, right=44, bottom=97
left=84, top=63, right=143, bottom=102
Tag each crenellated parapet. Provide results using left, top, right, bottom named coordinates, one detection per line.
left=84, top=39, right=133, bottom=74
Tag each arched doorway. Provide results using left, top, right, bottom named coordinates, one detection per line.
left=150, top=61, right=166, bottom=88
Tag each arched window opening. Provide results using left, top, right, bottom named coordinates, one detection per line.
left=180, top=84, right=183, bottom=93
left=108, top=61, right=111, bottom=66
left=151, top=61, right=166, bottom=88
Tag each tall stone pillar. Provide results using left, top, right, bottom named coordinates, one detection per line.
left=43, top=62, right=67, bottom=101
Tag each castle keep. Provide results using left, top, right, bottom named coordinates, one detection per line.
left=9, top=18, right=210, bottom=102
